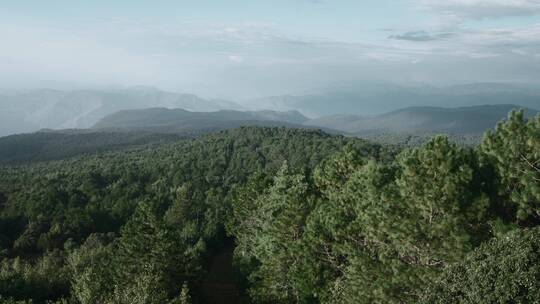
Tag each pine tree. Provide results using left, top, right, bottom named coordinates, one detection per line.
left=422, top=227, right=540, bottom=304
left=113, top=200, right=184, bottom=302
left=481, top=110, right=540, bottom=222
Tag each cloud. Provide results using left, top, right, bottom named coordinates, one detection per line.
left=388, top=24, right=540, bottom=55
left=1, top=17, right=540, bottom=98
left=418, top=0, right=540, bottom=19
left=228, top=55, right=244, bottom=63
left=389, top=31, right=455, bottom=41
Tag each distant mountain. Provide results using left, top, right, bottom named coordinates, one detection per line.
left=3, top=83, right=539, bottom=137
left=0, top=108, right=316, bottom=164
left=248, top=83, right=540, bottom=117
left=2, top=105, right=535, bottom=164
left=0, top=108, right=314, bottom=164
left=92, top=108, right=309, bottom=132
left=0, top=87, right=241, bottom=136
left=304, top=104, right=538, bottom=135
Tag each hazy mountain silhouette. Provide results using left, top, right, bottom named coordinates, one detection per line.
left=92, top=108, right=308, bottom=132
left=249, top=83, right=540, bottom=117
left=304, top=104, right=538, bottom=135
left=2, top=83, right=539, bottom=137
left=0, top=87, right=241, bottom=136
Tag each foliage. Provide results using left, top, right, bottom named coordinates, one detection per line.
left=0, top=110, right=538, bottom=303
left=481, top=110, right=540, bottom=222
left=0, top=250, right=69, bottom=303
left=231, top=136, right=496, bottom=303
left=0, top=127, right=382, bottom=303
left=0, top=131, right=183, bottom=165
left=421, top=227, right=540, bottom=304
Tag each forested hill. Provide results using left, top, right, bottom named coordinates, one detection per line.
left=92, top=108, right=308, bottom=131
left=1, top=111, right=540, bottom=304
left=304, top=104, right=538, bottom=135
left=0, top=131, right=184, bottom=164
left=0, top=108, right=311, bottom=165
left=0, top=127, right=390, bottom=304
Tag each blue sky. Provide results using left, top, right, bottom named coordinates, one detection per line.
left=1, top=0, right=540, bottom=98
left=1, top=0, right=426, bottom=42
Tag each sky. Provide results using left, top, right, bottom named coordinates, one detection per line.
left=1, top=0, right=540, bottom=98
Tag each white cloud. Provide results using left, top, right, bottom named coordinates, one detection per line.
left=228, top=55, right=244, bottom=63
left=418, top=0, right=540, bottom=19
left=389, top=23, right=540, bottom=58
left=1, top=17, right=540, bottom=97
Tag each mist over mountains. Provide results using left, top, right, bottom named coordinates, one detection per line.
left=0, top=87, right=240, bottom=136
left=4, top=1, right=540, bottom=303
left=0, top=82, right=539, bottom=137
left=93, top=108, right=309, bottom=132
left=247, top=83, right=540, bottom=117
left=305, top=104, right=539, bottom=135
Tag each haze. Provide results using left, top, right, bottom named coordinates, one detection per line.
left=3, top=2, right=540, bottom=303
left=2, top=0, right=540, bottom=99
left=1, top=0, right=539, bottom=137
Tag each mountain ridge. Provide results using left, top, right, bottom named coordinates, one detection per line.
left=248, top=83, right=540, bottom=117
left=0, top=87, right=243, bottom=136
left=92, top=107, right=309, bottom=131
left=304, top=104, right=538, bottom=135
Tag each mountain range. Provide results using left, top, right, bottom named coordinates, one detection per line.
left=0, top=104, right=537, bottom=164
left=304, top=104, right=538, bottom=135
left=248, top=83, right=540, bottom=117
left=91, top=103, right=538, bottom=139
left=93, top=108, right=309, bottom=133
left=1, top=83, right=539, bottom=137
left=0, top=109, right=311, bottom=164
left=0, top=87, right=240, bottom=136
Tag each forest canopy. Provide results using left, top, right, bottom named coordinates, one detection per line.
left=0, top=110, right=539, bottom=303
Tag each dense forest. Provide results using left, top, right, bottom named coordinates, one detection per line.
left=0, top=131, right=185, bottom=164
left=0, top=110, right=539, bottom=303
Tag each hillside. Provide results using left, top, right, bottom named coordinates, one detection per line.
left=3, top=83, right=539, bottom=137
left=92, top=107, right=309, bottom=132
left=304, top=104, right=539, bottom=135
left=0, top=109, right=313, bottom=164
left=1, top=112, right=538, bottom=304
left=0, top=130, right=184, bottom=164
left=0, top=127, right=388, bottom=303
left=249, top=83, right=540, bottom=117
left=2, top=105, right=530, bottom=165
left=0, top=87, right=241, bottom=136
